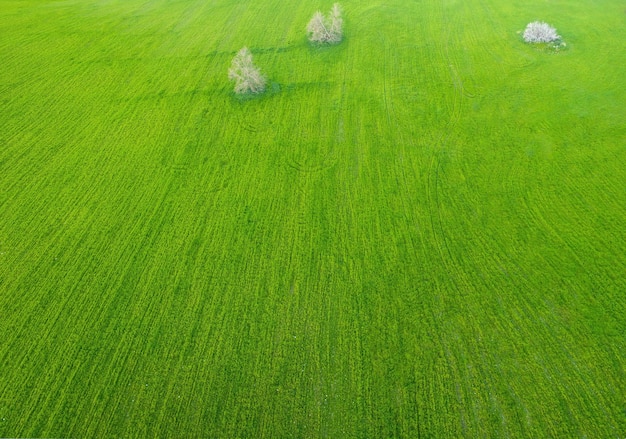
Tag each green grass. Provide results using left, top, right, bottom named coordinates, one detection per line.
left=1, top=0, right=625, bottom=436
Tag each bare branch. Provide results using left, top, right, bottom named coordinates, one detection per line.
left=307, top=4, right=343, bottom=44
left=228, top=47, right=266, bottom=95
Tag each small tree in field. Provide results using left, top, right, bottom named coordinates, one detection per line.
left=523, top=21, right=560, bottom=43
left=228, top=47, right=266, bottom=95
left=307, top=3, right=343, bottom=44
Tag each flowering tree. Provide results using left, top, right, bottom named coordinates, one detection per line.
left=307, top=3, right=343, bottom=44
left=523, top=21, right=560, bottom=43
left=228, top=47, right=266, bottom=95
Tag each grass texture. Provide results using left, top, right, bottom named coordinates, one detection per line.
left=1, top=0, right=625, bottom=436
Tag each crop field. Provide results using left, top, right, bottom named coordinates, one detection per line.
left=1, top=0, right=625, bottom=436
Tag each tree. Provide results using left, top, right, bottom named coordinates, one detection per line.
left=523, top=21, right=560, bottom=43
left=228, top=47, right=266, bottom=95
left=328, top=4, right=343, bottom=42
left=307, top=3, right=343, bottom=44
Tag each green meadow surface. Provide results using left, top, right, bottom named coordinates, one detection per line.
left=1, top=0, right=625, bottom=436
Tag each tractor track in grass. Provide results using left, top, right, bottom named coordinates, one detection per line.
left=284, top=125, right=337, bottom=174
left=424, top=1, right=469, bottom=295
left=417, top=3, right=481, bottom=430
left=283, top=97, right=338, bottom=175
left=377, top=34, right=429, bottom=269
left=420, top=3, right=557, bottom=433
left=433, top=0, right=546, bottom=293
left=285, top=151, right=337, bottom=174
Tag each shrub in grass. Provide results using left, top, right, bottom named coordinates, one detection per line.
left=523, top=21, right=560, bottom=43
left=228, top=47, right=266, bottom=95
left=307, top=3, right=343, bottom=44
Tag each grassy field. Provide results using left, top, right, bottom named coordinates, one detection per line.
left=1, top=0, right=625, bottom=436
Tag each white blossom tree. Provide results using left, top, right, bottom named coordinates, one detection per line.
left=228, top=47, right=266, bottom=95
left=523, top=21, right=560, bottom=43
left=307, top=3, right=343, bottom=44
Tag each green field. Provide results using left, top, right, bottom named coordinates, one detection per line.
left=1, top=0, right=625, bottom=436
